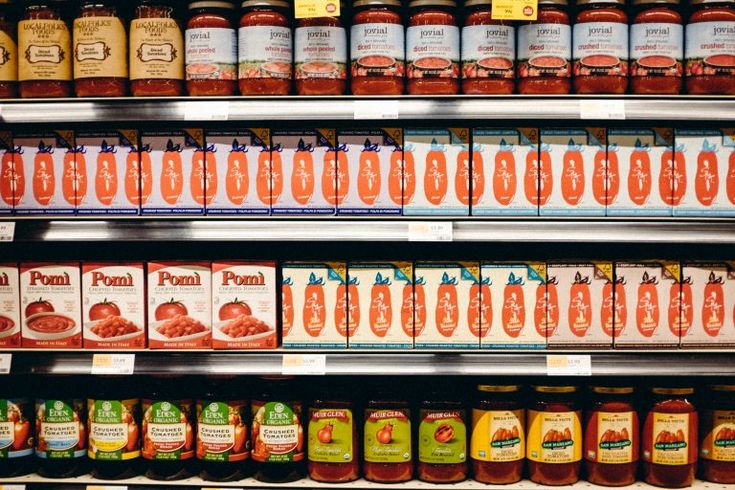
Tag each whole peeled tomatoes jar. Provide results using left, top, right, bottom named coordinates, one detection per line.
left=0, top=377, right=34, bottom=478
left=418, top=397, right=468, bottom=483
left=573, top=0, right=629, bottom=94
left=699, top=385, right=735, bottom=484
left=642, top=387, right=698, bottom=488
left=630, top=0, right=684, bottom=94
left=407, top=0, right=460, bottom=94
left=685, top=0, right=735, bottom=94
left=364, top=399, right=413, bottom=483
left=308, top=398, right=359, bottom=482
left=294, top=10, right=347, bottom=95
left=197, top=387, right=249, bottom=482
left=527, top=386, right=582, bottom=486
left=0, top=0, right=17, bottom=99
left=584, top=387, right=640, bottom=487
left=186, top=1, right=237, bottom=96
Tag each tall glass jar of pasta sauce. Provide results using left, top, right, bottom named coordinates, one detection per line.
left=462, top=0, right=515, bottom=94
left=130, top=1, right=184, bottom=96
left=407, top=0, right=460, bottom=94
left=642, top=387, right=698, bottom=488
left=471, top=385, right=525, bottom=484
left=186, top=1, right=237, bottom=96
left=350, top=0, right=405, bottom=95
left=630, top=0, right=683, bottom=94
left=685, top=0, right=735, bottom=94
left=0, top=0, right=17, bottom=99
left=73, top=1, right=128, bottom=97
left=418, top=395, right=468, bottom=483
left=364, top=398, right=413, bottom=482
left=517, top=0, right=571, bottom=94
left=308, top=397, right=359, bottom=482
left=699, top=385, right=735, bottom=484
left=584, top=387, right=639, bottom=487
left=527, top=385, right=582, bottom=486
left=294, top=8, right=347, bottom=95
left=0, top=376, right=34, bottom=477
left=573, top=0, right=629, bottom=94
left=18, top=1, right=72, bottom=98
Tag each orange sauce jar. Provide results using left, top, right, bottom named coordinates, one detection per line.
left=294, top=11, right=347, bottom=95
left=308, top=398, right=359, bottom=483
left=363, top=399, right=413, bottom=483
left=685, top=0, right=735, bottom=94
left=185, top=1, right=237, bottom=96
left=0, top=0, right=17, bottom=98
left=700, top=385, right=735, bottom=484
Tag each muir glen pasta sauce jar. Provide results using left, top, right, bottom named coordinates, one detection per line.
left=700, top=385, right=735, bottom=484
left=685, top=0, right=735, bottom=94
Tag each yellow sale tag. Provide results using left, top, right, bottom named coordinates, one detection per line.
left=295, top=0, right=340, bottom=18
left=492, top=0, right=538, bottom=20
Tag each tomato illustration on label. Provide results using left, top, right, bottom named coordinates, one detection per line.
left=291, top=139, right=314, bottom=206
left=523, top=145, right=539, bottom=206
left=568, top=271, right=592, bottom=337
left=538, top=144, right=552, bottom=206
left=628, top=138, right=652, bottom=206
left=33, top=141, right=55, bottom=206
left=358, top=139, right=380, bottom=205
left=139, top=145, right=152, bottom=205
left=561, top=139, right=585, bottom=206
left=413, top=276, right=426, bottom=337
left=470, top=276, right=491, bottom=338
left=125, top=147, right=141, bottom=206
left=403, top=146, right=417, bottom=206
left=601, top=278, right=623, bottom=337
left=190, top=145, right=216, bottom=206
left=727, top=150, right=735, bottom=205
left=388, top=148, right=404, bottom=206
left=613, top=277, right=627, bottom=337
left=702, top=271, right=725, bottom=336
left=695, top=139, right=719, bottom=206
left=89, top=299, right=120, bottom=321
left=536, top=276, right=558, bottom=337
left=661, top=144, right=686, bottom=206
left=370, top=272, right=392, bottom=337
left=281, top=277, right=294, bottom=337
left=401, top=276, right=419, bottom=337
left=493, top=139, right=517, bottom=205
left=435, top=272, right=458, bottom=337
left=503, top=272, right=525, bottom=338
left=261, top=146, right=279, bottom=205
left=226, top=140, right=249, bottom=205
left=424, top=139, right=448, bottom=206
left=470, top=145, right=484, bottom=206
left=636, top=271, right=660, bottom=337
left=304, top=273, right=326, bottom=337
left=323, top=147, right=346, bottom=206
left=336, top=276, right=358, bottom=337
left=1, top=146, right=24, bottom=206
left=155, top=298, right=187, bottom=321
left=160, top=139, right=183, bottom=206
left=456, top=146, right=472, bottom=206
left=62, top=147, right=85, bottom=206
left=676, top=277, right=693, bottom=337
left=593, top=145, right=619, bottom=206
left=95, top=140, right=118, bottom=206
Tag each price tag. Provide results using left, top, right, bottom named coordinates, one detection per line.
left=354, top=100, right=399, bottom=120
left=408, top=222, right=453, bottom=242
left=0, top=354, right=11, bottom=374
left=295, top=0, right=340, bottom=18
left=580, top=100, right=626, bottom=120
left=0, top=222, right=15, bottom=242
left=282, top=354, right=326, bottom=375
left=492, top=0, right=537, bottom=20
left=92, top=354, right=135, bottom=375
left=0, top=485, right=26, bottom=490
left=546, top=354, right=592, bottom=376
left=87, top=486, right=128, bottom=490
left=203, top=488, right=244, bottom=490
left=184, top=101, right=229, bottom=121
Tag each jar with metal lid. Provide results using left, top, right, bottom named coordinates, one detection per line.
left=700, top=385, right=735, bottom=484
left=0, top=0, right=17, bottom=98
left=418, top=396, right=468, bottom=483
left=363, top=398, right=413, bottom=483
left=685, top=0, right=735, bottom=94
left=308, top=396, right=359, bottom=483
left=294, top=3, right=347, bottom=95
left=0, top=376, right=34, bottom=477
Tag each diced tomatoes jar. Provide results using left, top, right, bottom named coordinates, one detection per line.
left=308, top=398, right=359, bottom=482
left=517, top=0, right=571, bottom=94
left=418, top=397, right=468, bottom=483
left=350, top=0, right=405, bottom=95
left=0, top=377, right=34, bottom=478
left=406, top=0, right=460, bottom=94
left=700, top=385, right=735, bottom=484
left=573, top=0, right=629, bottom=94
left=364, top=399, right=413, bottom=483
left=0, top=0, right=17, bottom=99
left=471, top=385, right=525, bottom=485
left=527, top=385, right=582, bottom=486
left=185, top=1, right=237, bottom=96
left=642, top=387, right=698, bottom=488
left=584, top=387, right=639, bottom=487
left=294, top=8, right=347, bottom=95
left=630, top=0, right=683, bottom=94
left=685, top=0, right=735, bottom=94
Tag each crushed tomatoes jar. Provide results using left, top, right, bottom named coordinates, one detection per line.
left=685, top=0, right=735, bottom=94
left=418, top=396, right=468, bottom=483
left=294, top=8, right=347, bottom=95
left=700, top=385, right=735, bottom=484
left=363, top=399, right=413, bottom=483
left=185, top=1, right=237, bottom=96
left=0, top=0, right=17, bottom=98
left=308, top=397, right=359, bottom=482
left=584, top=387, right=639, bottom=487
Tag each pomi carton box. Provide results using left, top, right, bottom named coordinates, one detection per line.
left=20, top=262, right=82, bottom=348
left=147, top=261, right=212, bottom=349
left=211, top=261, right=277, bottom=349
left=82, top=263, right=146, bottom=349
left=0, top=131, right=16, bottom=214
left=680, top=262, right=735, bottom=347
left=0, top=264, right=20, bottom=347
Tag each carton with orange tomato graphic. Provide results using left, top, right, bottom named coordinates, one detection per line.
left=0, top=131, right=16, bottom=214
left=82, top=262, right=146, bottom=349
left=0, top=264, right=20, bottom=348
left=271, top=129, right=337, bottom=215
left=281, top=262, right=347, bottom=348
left=539, top=128, right=607, bottom=216
left=205, top=129, right=271, bottom=215
left=680, top=262, right=735, bottom=347
left=479, top=263, right=547, bottom=349
left=472, top=128, right=539, bottom=216
left=413, top=262, right=480, bottom=348
left=403, top=128, right=471, bottom=216
left=211, top=261, right=277, bottom=349
left=140, top=129, right=205, bottom=215
left=336, top=129, right=403, bottom=215
left=75, top=131, right=140, bottom=215
left=147, top=261, right=212, bottom=349
left=346, top=262, right=414, bottom=348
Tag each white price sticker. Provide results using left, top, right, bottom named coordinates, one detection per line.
left=91, top=354, right=135, bottom=375
left=0, top=353, right=11, bottom=374
left=580, top=100, right=626, bottom=120
left=203, top=488, right=244, bottom=490
left=87, top=486, right=128, bottom=490
left=408, top=222, right=453, bottom=242
left=0, top=222, right=15, bottom=242
left=354, top=100, right=399, bottom=120
left=547, top=354, right=592, bottom=376
left=0, top=485, right=26, bottom=490
left=185, top=101, right=229, bottom=121
left=282, top=354, right=327, bottom=375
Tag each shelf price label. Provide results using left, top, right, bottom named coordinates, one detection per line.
left=0, top=485, right=26, bottom=490
left=87, top=486, right=128, bottom=490
left=546, top=354, right=592, bottom=376
left=91, top=353, right=135, bottom=375
left=492, top=0, right=537, bottom=20
left=0, top=222, right=15, bottom=242
left=295, top=0, right=340, bottom=18
left=184, top=101, right=229, bottom=121
left=408, top=222, right=453, bottom=242
left=282, top=354, right=327, bottom=375
left=354, top=100, right=399, bottom=120
left=580, top=100, right=626, bottom=120
left=0, top=353, right=11, bottom=374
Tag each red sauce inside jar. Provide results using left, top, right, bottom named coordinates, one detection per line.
left=700, top=385, right=735, bottom=484
left=363, top=400, right=413, bottom=483
left=308, top=399, right=359, bottom=483
left=295, top=14, right=346, bottom=95
left=407, top=0, right=459, bottom=95
left=0, top=0, right=17, bottom=98
left=186, top=1, right=237, bottom=96
left=418, top=399, right=467, bottom=483
left=685, top=0, right=735, bottom=95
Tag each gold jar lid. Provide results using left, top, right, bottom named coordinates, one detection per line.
left=478, top=385, right=521, bottom=393
left=710, top=385, right=735, bottom=392
left=533, top=385, right=578, bottom=393
left=593, top=386, right=634, bottom=394
left=652, top=387, right=694, bottom=395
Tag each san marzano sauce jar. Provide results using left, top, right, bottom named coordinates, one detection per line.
left=700, top=385, right=735, bottom=484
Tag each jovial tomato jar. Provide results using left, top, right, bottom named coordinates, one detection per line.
left=0, top=377, right=34, bottom=478
left=417, top=396, right=468, bottom=483
left=308, top=396, right=359, bottom=482
left=685, top=0, right=735, bottom=95
left=642, top=387, right=698, bottom=488
left=584, top=387, right=640, bottom=487
left=363, top=398, right=413, bottom=483
left=699, top=385, right=735, bottom=484
left=0, top=0, right=17, bottom=99
left=294, top=7, right=347, bottom=95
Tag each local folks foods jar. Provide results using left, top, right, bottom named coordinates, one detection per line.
left=0, top=0, right=17, bottom=98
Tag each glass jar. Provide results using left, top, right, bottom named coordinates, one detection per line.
left=527, top=385, right=582, bottom=486
left=462, top=0, right=515, bottom=94
left=130, top=1, right=184, bottom=96
left=630, top=0, right=683, bottom=94
left=642, top=387, right=698, bottom=488
left=685, top=0, right=735, bottom=94
left=471, top=385, right=525, bottom=484
left=517, top=0, right=571, bottom=94
left=0, top=0, right=17, bottom=98
left=363, top=399, right=413, bottom=483
left=186, top=1, right=237, bottom=96
left=18, top=1, right=72, bottom=98
left=584, top=386, right=639, bottom=487
left=407, top=0, right=459, bottom=94
left=700, top=385, right=735, bottom=484
left=573, top=0, right=629, bottom=94
left=294, top=9, right=347, bottom=95
left=417, top=397, right=468, bottom=483
left=0, top=376, right=34, bottom=477
left=73, top=1, right=128, bottom=97
left=308, top=398, right=359, bottom=482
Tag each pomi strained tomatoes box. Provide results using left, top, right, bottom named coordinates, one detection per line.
left=82, top=263, right=146, bottom=349
left=680, top=262, right=735, bottom=347
left=211, top=261, right=277, bottom=350
left=147, top=261, right=212, bottom=349
left=347, top=262, right=414, bottom=349
left=0, top=264, right=20, bottom=347
left=281, top=262, right=347, bottom=348
left=336, top=129, right=403, bottom=215
left=403, top=128, right=471, bottom=216
left=0, top=131, right=16, bottom=215
left=20, top=262, right=82, bottom=349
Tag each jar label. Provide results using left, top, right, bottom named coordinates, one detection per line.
left=294, top=26, right=347, bottom=80
left=685, top=21, right=735, bottom=77
left=517, top=23, right=571, bottom=79
left=251, top=400, right=304, bottom=463
left=238, top=26, right=292, bottom=80
left=364, top=408, right=412, bottom=463
left=308, top=408, right=354, bottom=463
left=73, top=16, right=127, bottom=79
left=701, top=410, right=735, bottom=462
left=0, top=31, right=17, bottom=82
left=18, top=19, right=72, bottom=82
left=573, top=22, right=628, bottom=77
left=88, top=399, right=140, bottom=461
left=418, top=409, right=467, bottom=464
left=527, top=409, right=582, bottom=463
left=470, top=408, right=524, bottom=462
left=185, top=27, right=236, bottom=81
left=36, top=399, right=85, bottom=459
left=406, top=25, right=460, bottom=80
left=461, top=25, right=516, bottom=80
left=0, top=398, right=32, bottom=459
left=130, top=18, right=184, bottom=81
left=197, top=400, right=248, bottom=462
left=645, top=411, right=692, bottom=465
left=350, top=22, right=405, bottom=78
left=585, top=411, right=635, bottom=464
left=630, top=23, right=683, bottom=78
left=142, top=399, right=195, bottom=461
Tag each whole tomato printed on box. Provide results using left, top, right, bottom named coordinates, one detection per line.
left=147, top=261, right=211, bottom=349
left=680, top=262, right=735, bottom=347
left=20, top=262, right=82, bottom=349
left=0, top=264, right=20, bottom=347
left=0, top=131, right=17, bottom=215
left=212, top=261, right=277, bottom=349
left=82, top=263, right=146, bottom=349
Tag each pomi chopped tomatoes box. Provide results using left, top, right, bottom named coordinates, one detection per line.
left=20, top=262, right=82, bottom=349
left=147, top=261, right=212, bottom=349
left=0, top=131, right=16, bottom=215
left=0, top=264, right=20, bottom=348
left=680, top=262, right=735, bottom=347
left=211, top=261, right=277, bottom=349
left=82, top=263, right=146, bottom=349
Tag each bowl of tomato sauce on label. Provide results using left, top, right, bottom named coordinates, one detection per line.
left=413, top=56, right=452, bottom=73
left=25, top=312, right=76, bottom=340
left=529, top=55, right=567, bottom=69
left=0, top=315, right=14, bottom=336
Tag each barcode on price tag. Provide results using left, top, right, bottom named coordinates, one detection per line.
left=92, top=354, right=135, bottom=375
left=408, top=222, right=453, bottom=242
left=0, top=354, right=11, bottom=374
left=0, top=222, right=15, bottom=242
left=546, top=355, right=592, bottom=376
left=282, top=354, right=326, bottom=375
